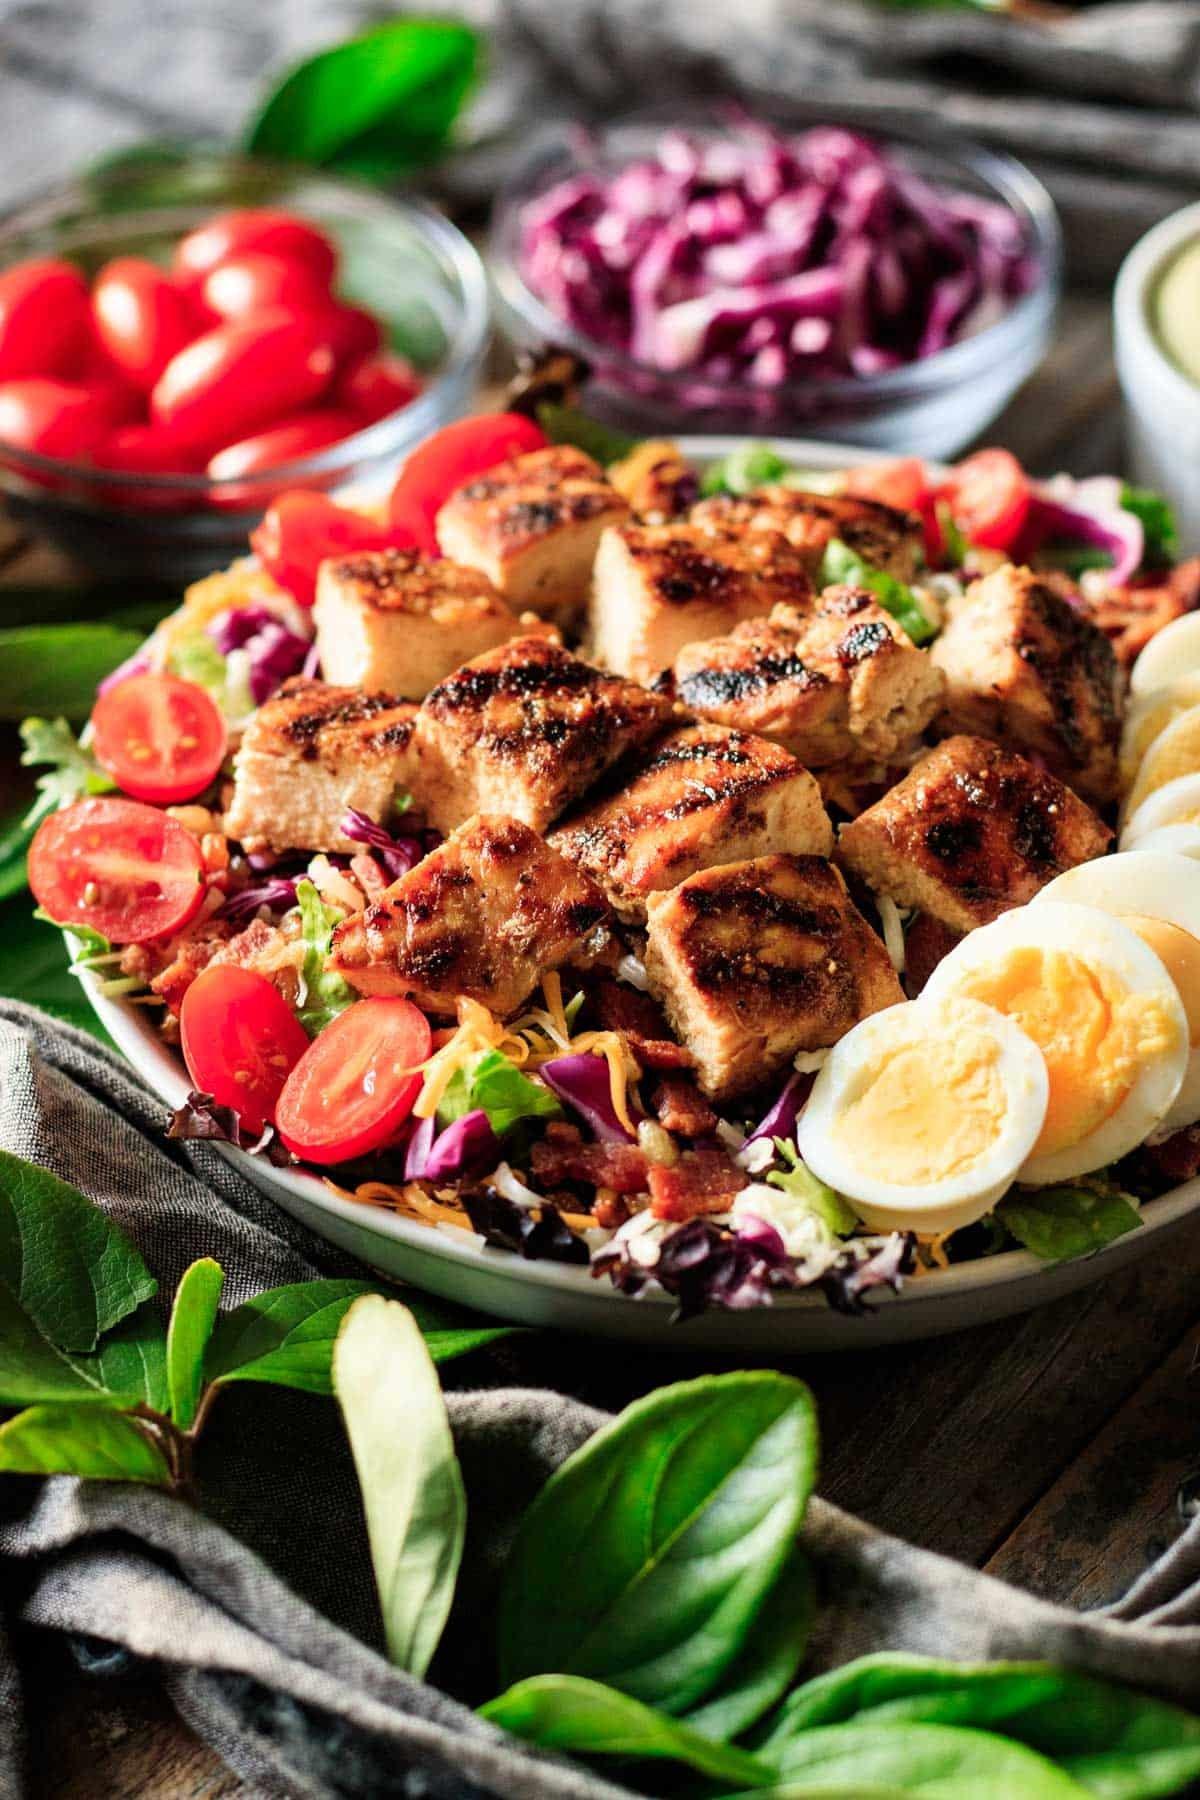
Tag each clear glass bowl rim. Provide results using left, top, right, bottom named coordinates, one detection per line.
left=490, top=106, right=1063, bottom=409
left=0, top=155, right=492, bottom=496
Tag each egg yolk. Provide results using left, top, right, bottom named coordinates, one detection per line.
left=1126, top=915, right=1200, bottom=1048
left=951, top=946, right=1178, bottom=1158
left=832, top=1028, right=1005, bottom=1186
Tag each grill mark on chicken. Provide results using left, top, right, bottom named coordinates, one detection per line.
left=279, top=689, right=413, bottom=760
left=837, top=620, right=893, bottom=666
left=677, top=651, right=824, bottom=708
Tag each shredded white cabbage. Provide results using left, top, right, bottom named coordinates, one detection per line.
left=490, top=1162, right=542, bottom=1209
left=793, top=1049, right=830, bottom=1075
left=734, top=1136, right=777, bottom=1175
left=616, top=953, right=649, bottom=991
left=878, top=894, right=907, bottom=976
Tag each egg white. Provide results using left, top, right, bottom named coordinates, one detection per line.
left=1121, top=774, right=1200, bottom=850
left=923, top=901, right=1188, bottom=1184
left=1125, top=823, right=1200, bottom=861
left=1123, top=704, right=1200, bottom=825
left=1120, top=675, right=1200, bottom=791
left=796, top=996, right=1049, bottom=1235
left=1130, top=612, right=1200, bottom=698
left=1034, top=852, right=1200, bottom=1131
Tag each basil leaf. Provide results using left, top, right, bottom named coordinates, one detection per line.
left=996, top=1186, right=1142, bottom=1262
left=333, top=1295, right=465, bottom=1675
left=294, top=879, right=356, bottom=1036
left=480, top=1675, right=774, bottom=1787
left=0, top=1281, right=165, bottom=1410
left=682, top=1545, right=815, bottom=1743
left=0, top=624, right=142, bottom=722
left=536, top=404, right=638, bottom=468
left=86, top=1302, right=169, bottom=1413
left=818, top=539, right=937, bottom=646
left=0, top=1150, right=156, bottom=1352
left=165, top=1258, right=224, bottom=1429
left=498, top=1371, right=818, bottom=1713
left=246, top=20, right=479, bottom=179
left=1065, top=1747, right=1200, bottom=1798
left=751, top=1721, right=1087, bottom=1797
left=0, top=1403, right=170, bottom=1485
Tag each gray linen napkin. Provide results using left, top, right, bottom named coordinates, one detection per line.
left=3, top=996, right=1200, bottom=1799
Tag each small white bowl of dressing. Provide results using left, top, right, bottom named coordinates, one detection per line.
left=1114, top=201, right=1200, bottom=556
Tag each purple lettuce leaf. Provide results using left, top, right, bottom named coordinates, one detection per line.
left=463, top=1186, right=590, bottom=1264
left=538, top=1053, right=633, bottom=1144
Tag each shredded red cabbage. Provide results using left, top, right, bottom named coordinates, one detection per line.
left=539, top=1053, right=633, bottom=1143
left=519, top=123, right=1035, bottom=385
left=405, top=1109, right=500, bottom=1182
left=1025, top=477, right=1144, bottom=586
left=207, top=605, right=311, bottom=705
left=215, top=876, right=299, bottom=924
left=744, top=1071, right=810, bottom=1147
left=340, top=807, right=425, bottom=880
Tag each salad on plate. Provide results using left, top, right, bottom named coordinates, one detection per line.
left=22, top=396, right=1200, bottom=1321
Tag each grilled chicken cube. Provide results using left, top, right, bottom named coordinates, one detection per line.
left=608, top=439, right=699, bottom=520
left=838, top=735, right=1112, bottom=934
left=931, top=566, right=1123, bottom=804
left=435, top=444, right=629, bottom=625
left=673, top=586, right=945, bottom=769
left=327, top=813, right=611, bottom=1017
left=589, top=517, right=812, bottom=684
left=224, top=679, right=419, bottom=855
left=413, top=634, right=673, bottom=835
left=644, top=854, right=903, bottom=1100
left=312, top=550, right=525, bottom=700
left=691, top=488, right=924, bottom=584
left=551, top=723, right=833, bottom=922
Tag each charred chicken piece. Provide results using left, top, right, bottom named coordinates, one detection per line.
left=837, top=734, right=1112, bottom=934
left=644, top=853, right=903, bottom=1100
left=435, top=444, right=628, bottom=626
left=551, top=722, right=832, bottom=923
left=413, top=634, right=673, bottom=835
left=691, top=487, right=924, bottom=584
left=930, top=565, right=1123, bottom=804
left=673, top=586, right=944, bottom=769
left=223, top=679, right=419, bottom=855
left=327, top=813, right=611, bottom=1017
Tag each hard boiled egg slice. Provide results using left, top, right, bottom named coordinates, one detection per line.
left=1033, top=852, right=1200, bottom=1131
left=1125, top=823, right=1200, bottom=861
left=796, top=996, right=1048, bottom=1235
left=923, top=901, right=1188, bottom=1184
left=1122, top=704, right=1200, bottom=824
left=1120, top=774, right=1200, bottom=850
left=1120, top=675, right=1200, bottom=791
left=1130, top=612, right=1200, bottom=698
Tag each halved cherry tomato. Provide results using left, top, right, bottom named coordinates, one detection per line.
left=337, top=352, right=421, bottom=424
left=150, top=310, right=335, bottom=451
left=941, top=448, right=1031, bottom=552
left=90, top=673, right=228, bottom=805
left=275, top=996, right=432, bottom=1164
left=844, top=458, right=930, bottom=513
left=180, top=965, right=310, bottom=1135
left=28, top=796, right=206, bottom=944
left=388, top=412, right=548, bottom=555
left=200, top=250, right=332, bottom=322
left=316, top=304, right=383, bottom=369
left=173, top=208, right=338, bottom=290
left=92, top=257, right=201, bottom=390
left=0, top=258, right=90, bottom=380
left=251, top=490, right=403, bottom=605
left=0, top=378, right=126, bottom=460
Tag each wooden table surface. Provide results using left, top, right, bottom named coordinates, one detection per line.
left=18, top=290, right=1196, bottom=1799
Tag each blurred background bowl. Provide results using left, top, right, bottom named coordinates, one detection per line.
left=0, top=152, right=490, bottom=585
left=490, top=109, right=1061, bottom=459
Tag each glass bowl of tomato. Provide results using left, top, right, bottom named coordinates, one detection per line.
left=0, top=151, right=490, bottom=584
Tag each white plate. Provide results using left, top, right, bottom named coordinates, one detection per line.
left=79, top=436, right=1200, bottom=1350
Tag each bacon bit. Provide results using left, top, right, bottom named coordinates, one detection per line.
left=903, top=912, right=964, bottom=997
left=349, top=851, right=390, bottom=899
left=592, top=977, right=694, bottom=1071
left=648, top=1147, right=748, bottom=1222
left=1079, top=557, right=1200, bottom=669
left=531, top=1121, right=649, bottom=1194
left=1143, top=1123, right=1200, bottom=1187
left=651, top=1073, right=717, bottom=1139
left=594, top=1189, right=630, bottom=1230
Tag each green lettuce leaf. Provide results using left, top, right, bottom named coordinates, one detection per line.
left=436, top=1048, right=562, bottom=1136
left=294, top=879, right=356, bottom=1036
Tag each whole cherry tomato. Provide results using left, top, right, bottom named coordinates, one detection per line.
left=181, top=966, right=311, bottom=1135
left=150, top=311, right=335, bottom=452
left=206, top=409, right=362, bottom=510
left=387, top=413, right=548, bottom=556
left=91, top=421, right=202, bottom=475
left=275, top=996, right=432, bottom=1163
left=90, top=672, right=228, bottom=804
left=91, top=257, right=201, bottom=390
left=0, top=378, right=125, bottom=460
left=200, top=251, right=332, bottom=322
left=337, top=352, right=421, bottom=423
left=251, top=489, right=404, bottom=605
left=0, top=258, right=90, bottom=380
left=315, top=304, right=383, bottom=369
left=173, top=209, right=337, bottom=289
left=28, top=796, right=206, bottom=944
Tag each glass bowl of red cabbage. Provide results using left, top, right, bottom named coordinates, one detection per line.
left=490, top=113, right=1060, bottom=456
